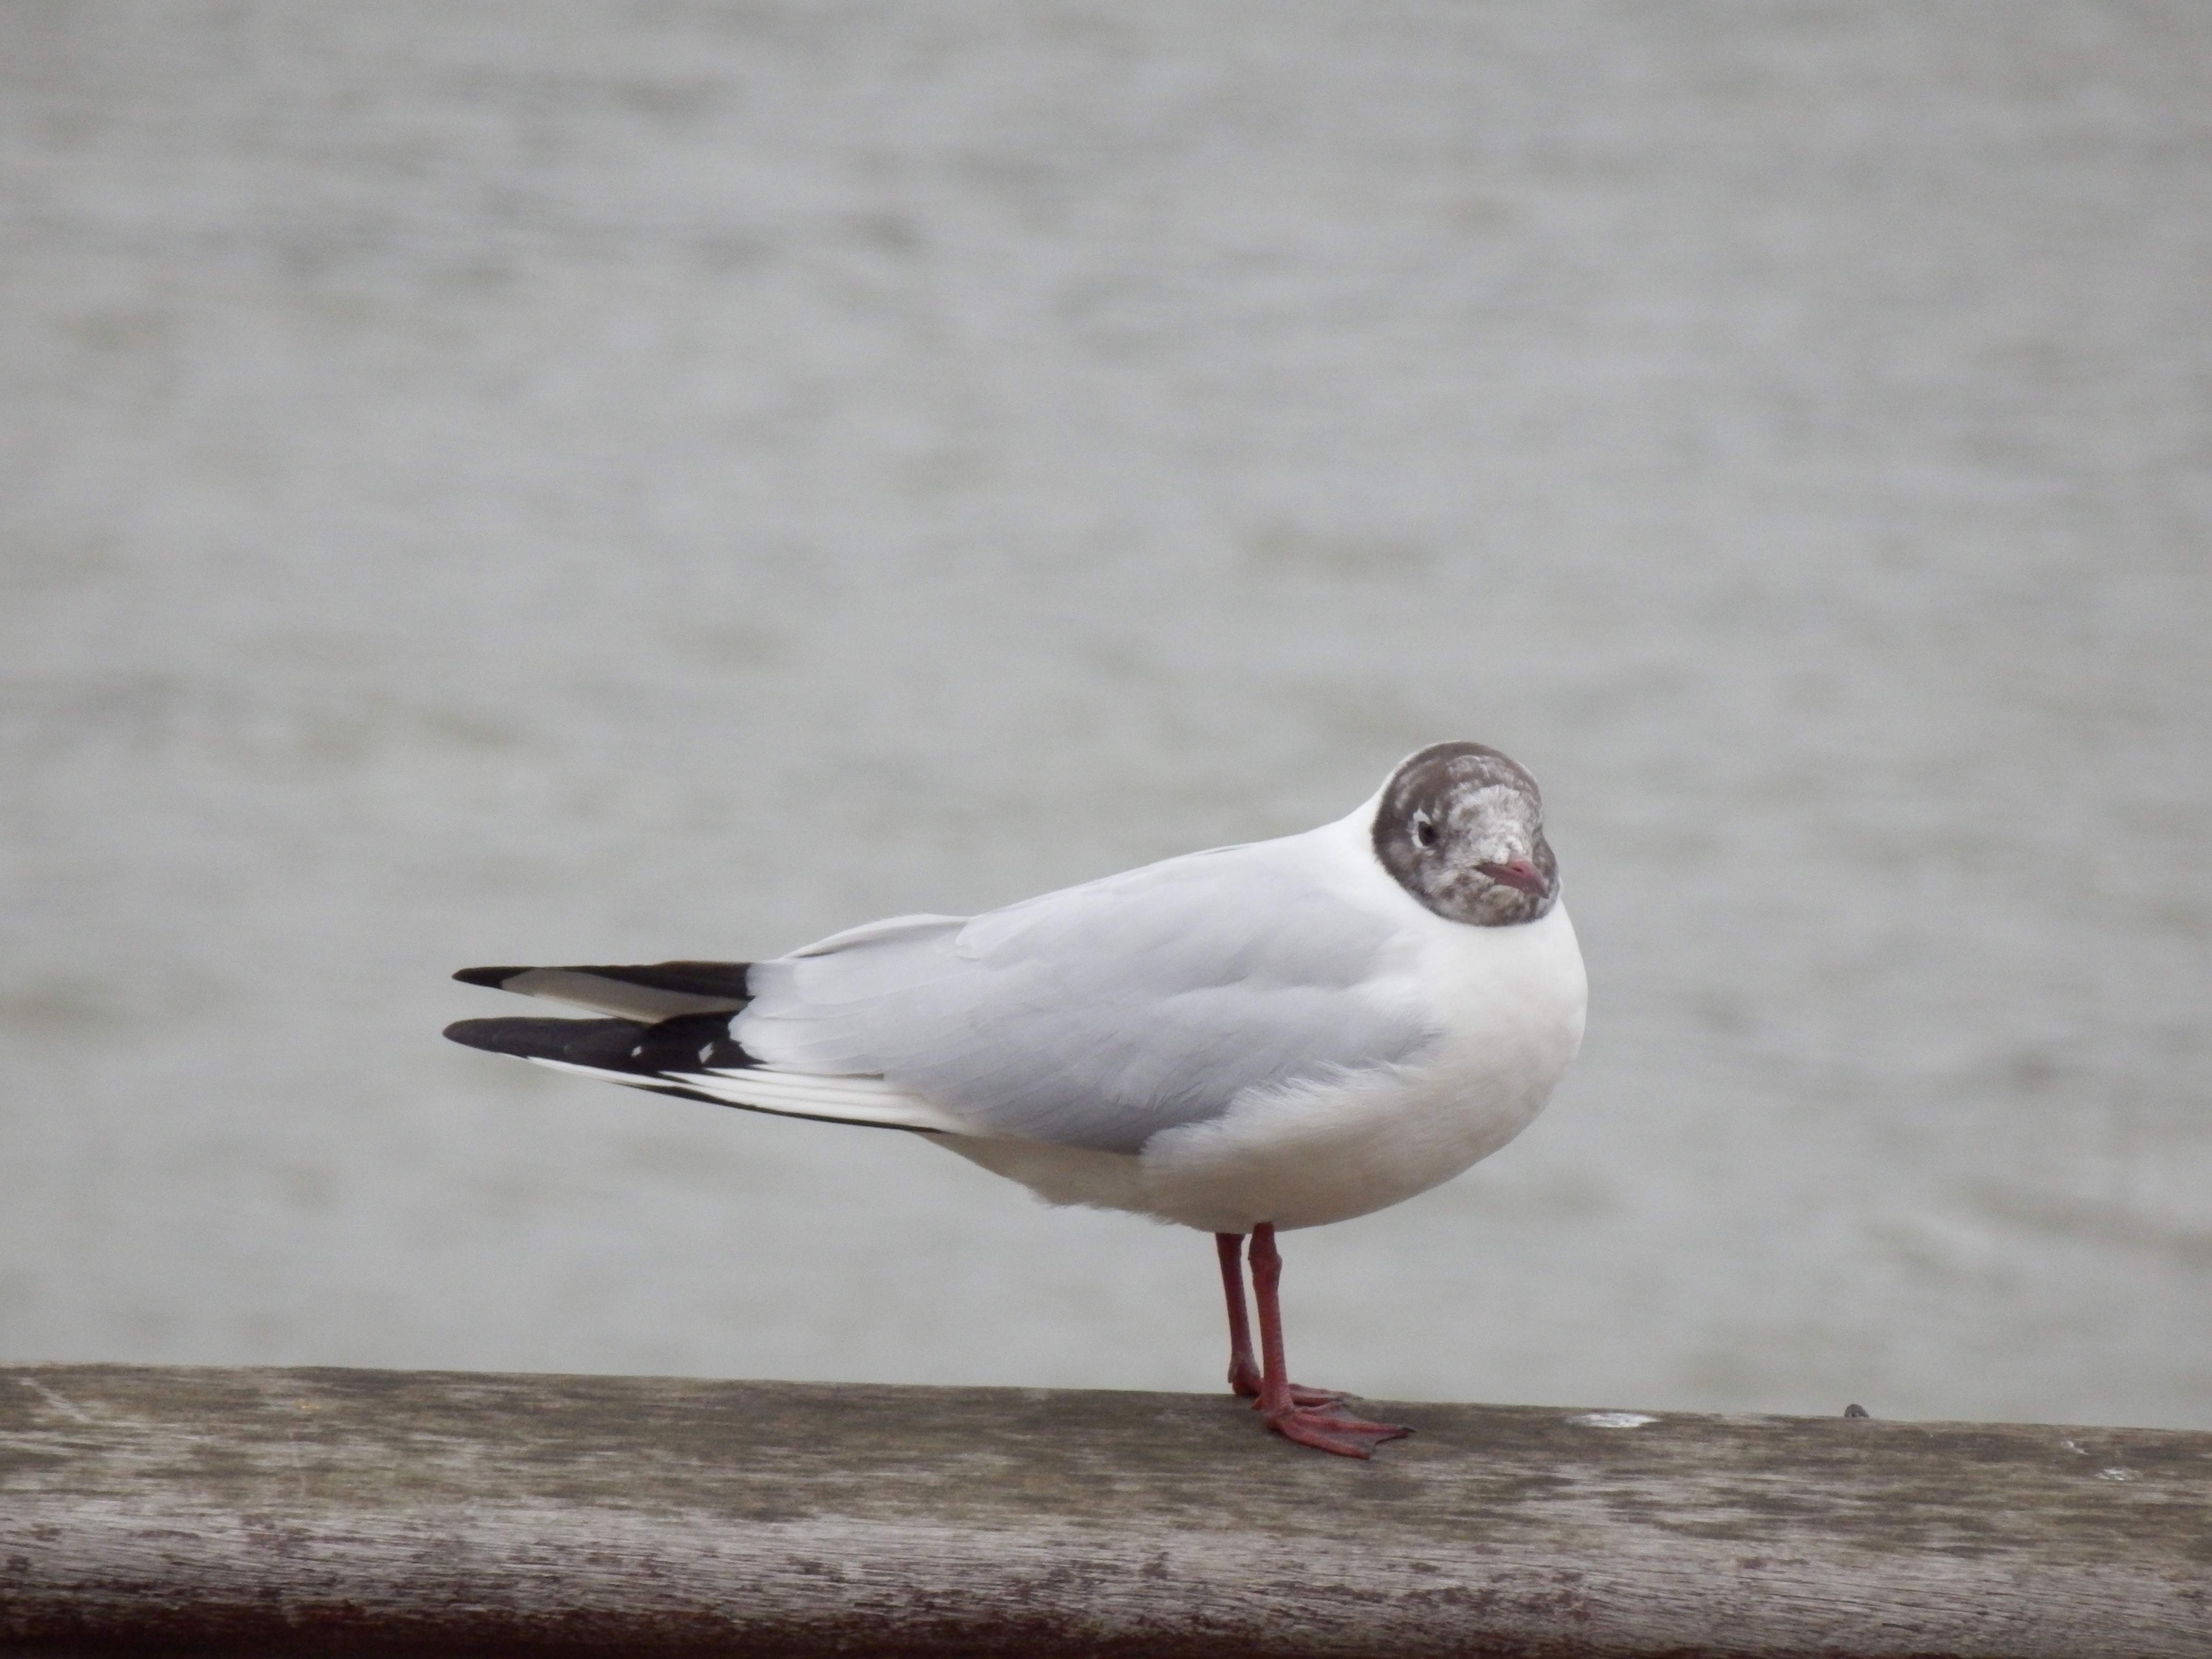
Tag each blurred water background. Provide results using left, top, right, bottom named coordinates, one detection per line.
left=3, top=0, right=2208, bottom=1428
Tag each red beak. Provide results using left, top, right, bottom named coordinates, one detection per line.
left=1478, top=858, right=1547, bottom=895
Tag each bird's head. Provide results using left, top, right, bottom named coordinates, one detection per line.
left=1370, top=741, right=1559, bottom=927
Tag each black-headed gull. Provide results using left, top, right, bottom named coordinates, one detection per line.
left=446, top=741, right=1586, bottom=1456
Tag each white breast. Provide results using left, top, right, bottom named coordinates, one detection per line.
left=1134, top=900, right=1586, bottom=1231
left=940, top=833, right=1588, bottom=1235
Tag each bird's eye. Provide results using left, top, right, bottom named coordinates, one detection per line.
left=1412, top=814, right=1438, bottom=849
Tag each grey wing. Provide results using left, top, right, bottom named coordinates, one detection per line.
left=735, top=837, right=1436, bottom=1153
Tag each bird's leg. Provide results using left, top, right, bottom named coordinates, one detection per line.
left=1217, top=1232, right=1264, bottom=1398
left=1247, top=1223, right=1412, bottom=1458
left=1219, top=1232, right=1344, bottom=1406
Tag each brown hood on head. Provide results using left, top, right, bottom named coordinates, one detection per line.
left=1370, top=741, right=1559, bottom=927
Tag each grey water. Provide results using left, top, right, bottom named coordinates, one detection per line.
left=3, top=0, right=2208, bottom=1428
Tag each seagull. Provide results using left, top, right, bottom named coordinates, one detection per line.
left=445, top=741, right=1587, bottom=1457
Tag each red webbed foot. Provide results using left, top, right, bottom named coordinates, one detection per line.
left=1262, top=1399, right=1413, bottom=1459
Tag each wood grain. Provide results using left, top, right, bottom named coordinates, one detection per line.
left=2, top=1364, right=2207, bottom=1657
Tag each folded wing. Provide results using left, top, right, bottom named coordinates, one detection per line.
left=740, top=833, right=1436, bottom=1153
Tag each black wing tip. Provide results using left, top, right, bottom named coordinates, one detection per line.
left=443, top=1015, right=649, bottom=1061
left=444, top=1016, right=575, bottom=1057
left=444, top=1010, right=749, bottom=1072
left=454, top=966, right=528, bottom=989
left=443, top=1016, right=508, bottom=1052
left=450, top=961, right=753, bottom=1001
left=571, top=961, right=755, bottom=1000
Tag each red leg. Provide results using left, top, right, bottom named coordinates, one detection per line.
left=1218, top=1233, right=1345, bottom=1406
left=1217, top=1233, right=1264, bottom=1398
left=1247, top=1223, right=1412, bottom=1458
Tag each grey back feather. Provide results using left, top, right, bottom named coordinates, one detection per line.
left=737, top=831, right=1436, bottom=1153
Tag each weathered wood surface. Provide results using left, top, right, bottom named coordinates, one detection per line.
left=0, top=1365, right=2206, bottom=1658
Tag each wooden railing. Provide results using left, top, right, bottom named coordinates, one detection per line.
left=2, top=1363, right=2206, bottom=1656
